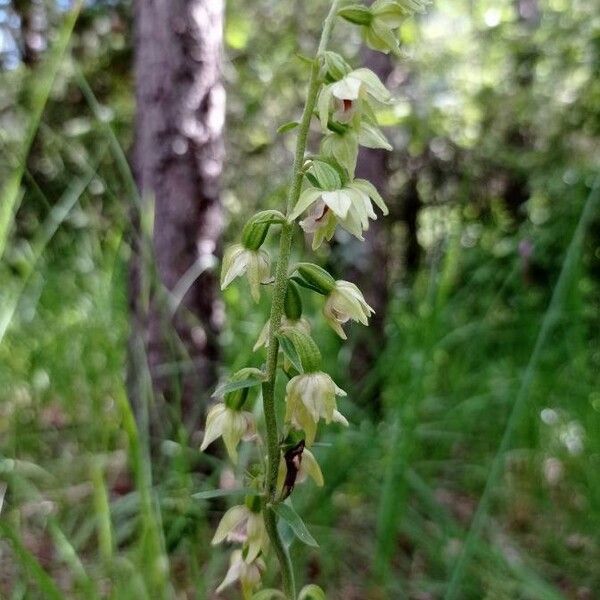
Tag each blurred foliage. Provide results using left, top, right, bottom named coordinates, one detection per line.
left=0, top=0, right=599, bottom=599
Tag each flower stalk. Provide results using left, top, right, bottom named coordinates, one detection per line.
left=261, top=3, right=341, bottom=596
left=204, top=1, right=432, bottom=597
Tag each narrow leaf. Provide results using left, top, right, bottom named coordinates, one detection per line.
left=277, top=121, right=300, bottom=134
left=276, top=333, right=304, bottom=373
left=213, top=375, right=264, bottom=397
left=273, top=502, right=319, bottom=547
left=192, top=487, right=255, bottom=500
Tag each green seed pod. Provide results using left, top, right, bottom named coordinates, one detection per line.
left=284, top=280, right=303, bottom=321
left=241, top=209, right=286, bottom=250
left=278, top=328, right=322, bottom=373
left=337, top=5, right=373, bottom=26
left=295, top=262, right=336, bottom=295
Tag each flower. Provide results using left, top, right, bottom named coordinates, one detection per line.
left=212, top=503, right=268, bottom=563
left=253, top=317, right=311, bottom=352
left=324, top=280, right=374, bottom=340
left=200, top=403, right=255, bottom=463
left=216, top=550, right=265, bottom=596
left=284, top=372, right=348, bottom=445
left=277, top=444, right=324, bottom=499
left=220, top=243, right=271, bottom=302
left=292, top=179, right=389, bottom=249
left=354, top=0, right=431, bottom=55
left=317, top=68, right=391, bottom=131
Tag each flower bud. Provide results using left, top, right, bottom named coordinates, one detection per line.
left=338, top=5, right=374, bottom=26
left=322, top=50, right=352, bottom=81
left=295, top=262, right=336, bottom=295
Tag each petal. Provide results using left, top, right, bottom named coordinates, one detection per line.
left=220, top=245, right=248, bottom=289
left=331, top=76, right=362, bottom=101
left=301, top=448, right=324, bottom=487
left=322, top=190, right=352, bottom=219
left=211, top=505, right=249, bottom=545
left=290, top=188, right=324, bottom=222
left=317, top=84, right=333, bottom=131
left=352, top=179, right=389, bottom=215
left=216, top=552, right=244, bottom=593
left=200, top=404, right=227, bottom=451
left=350, top=68, right=392, bottom=103
left=253, top=320, right=271, bottom=352
left=332, top=409, right=349, bottom=427
left=359, top=121, right=393, bottom=150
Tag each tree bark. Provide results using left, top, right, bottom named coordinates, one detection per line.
left=130, top=0, right=225, bottom=434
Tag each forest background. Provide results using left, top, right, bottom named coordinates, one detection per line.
left=0, top=0, right=599, bottom=598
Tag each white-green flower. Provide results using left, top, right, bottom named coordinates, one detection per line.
left=216, top=549, right=265, bottom=595
left=367, top=0, right=430, bottom=54
left=324, top=280, right=375, bottom=340
left=277, top=446, right=324, bottom=493
left=200, top=403, right=255, bottom=463
left=253, top=316, right=311, bottom=352
left=318, top=68, right=391, bottom=131
left=284, top=372, right=348, bottom=445
left=220, top=243, right=271, bottom=302
left=292, top=179, right=389, bottom=249
left=212, top=504, right=268, bottom=563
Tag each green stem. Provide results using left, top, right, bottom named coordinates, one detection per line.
left=261, top=1, right=340, bottom=598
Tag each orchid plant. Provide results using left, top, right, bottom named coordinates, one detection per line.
left=201, top=1, right=431, bottom=598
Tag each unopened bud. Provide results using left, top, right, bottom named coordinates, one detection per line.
left=338, top=5, right=373, bottom=26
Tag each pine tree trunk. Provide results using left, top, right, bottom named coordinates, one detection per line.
left=130, top=0, right=225, bottom=434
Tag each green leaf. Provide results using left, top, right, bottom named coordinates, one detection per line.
left=274, top=502, right=319, bottom=547
left=277, top=121, right=300, bottom=134
left=192, top=487, right=255, bottom=500
left=252, top=590, right=287, bottom=600
left=276, top=332, right=304, bottom=373
left=299, top=584, right=327, bottom=600
left=213, top=371, right=265, bottom=397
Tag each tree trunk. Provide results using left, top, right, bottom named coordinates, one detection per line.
left=130, top=0, right=225, bottom=434
left=13, top=0, right=47, bottom=67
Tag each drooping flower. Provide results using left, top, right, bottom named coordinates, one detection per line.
left=284, top=372, right=348, bottom=445
left=253, top=316, right=311, bottom=352
left=220, top=243, right=271, bottom=302
left=339, top=0, right=431, bottom=55
left=323, top=280, right=375, bottom=340
left=292, top=179, right=389, bottom=249
left=317, top=68, right=391, bottom=131
left=216, top=550, right=265, bottom=596
left=200, top=403, right=255, bottom=463
left=211, top=500, right=268, bottom=563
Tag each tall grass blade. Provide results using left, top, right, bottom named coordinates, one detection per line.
left=444, top=175, right=600, bottom=599
left=0, top=2, right=82, bottom=261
